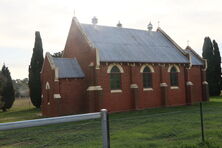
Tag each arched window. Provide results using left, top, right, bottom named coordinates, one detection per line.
left=170, top=66, right=178, bottom=86
left=110, top=66, right=121, bottom=90
left=143, top=66, right=152, bottom=88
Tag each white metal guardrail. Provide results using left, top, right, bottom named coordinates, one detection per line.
left=0, top=109, right=110, bottom=148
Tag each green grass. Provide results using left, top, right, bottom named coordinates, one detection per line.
left=1, top=98, right=222, bottom=147
left=0, top=98, right=41, bottom=123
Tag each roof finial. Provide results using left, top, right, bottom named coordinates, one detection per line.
left=158, top=21, right=160, bottom=28
left=187, top=40, right=190, bottom=46
left=117, top=21, right=122, bottom=28
left=147, top=21, right=153, bottom=31
left=92, top=16, right=98, bottom=25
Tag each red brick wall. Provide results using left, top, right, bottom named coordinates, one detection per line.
left=41, top=56, right=87, bottom=116
left=63, top=18, right=96, bottom=84
left=97, top=64, right=191, bottom=112
left=41, top=18, right=204, bottom=115
left=41, top=57, right=58, bottom=116
left=138, top=66, right=162, bottom=108
left=97, top=64, right=134, bottom=112
left=167, top=66, right=186, bottom=106
left=59, top=78, right=87, bottom=115
left=189, top=66, right=203, bottom=102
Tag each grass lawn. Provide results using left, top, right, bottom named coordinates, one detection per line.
left=0, top=98, right=41, bottom=123
left=0, top=97, right=222, bottom=147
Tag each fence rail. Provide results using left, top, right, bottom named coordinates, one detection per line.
left=0, top=109, right=110, bottom=148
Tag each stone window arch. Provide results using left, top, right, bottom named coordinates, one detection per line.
left=107, top=64, right=124, bottom=73
left=109, top=65, right=122, bottom=90
left=141, top=66, right=153, bottom=88
left=169, top=66, right=179, bottom=87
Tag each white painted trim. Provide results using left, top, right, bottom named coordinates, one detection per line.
left=160, top=83, right=168, bottom=87
left=87, top=86, right=103, bottom=91
left=107, top=64, right=124, bottom=73
left=73, top=17, right=94, bottom=48
left=188, top=52, right=192, bottom=69
left=202, top=81, right=208, bottom=85
left=95, top=48, right=100, bottom=69
left=143, top=88, right=153, bottom=91
left=140, top=64, right=154, bottom=73
left=111, top=90, right=122, bottom=93
left=88, top=62, right=94, bottom=67
left=167, top=65, right=180, bottom=72
left=202, top=59, right=207, bottom=71
left=130, top=84, right=138, bottom=88
left=46, top=52, right=60, bottom=81
left=46, top=52, right=56, bottom=70
left=54, top=94, right=61, bottom=99
left=170, top=86, right=179, bottom=89
left=54, top=67, right=59, bottom=81
left=45, top=81, right=50, bottom=90
left=186, top=81, right=193, bottom=86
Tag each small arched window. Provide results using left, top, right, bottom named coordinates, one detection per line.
left=170, top=66, right=179, bottom=86
left=110, top=66, right=121, bottom=90
left=143, top=66, right=152, bottom=88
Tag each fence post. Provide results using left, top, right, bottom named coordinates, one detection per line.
left=101, top=109, right=110, bottom=148
left=200, top=102, right=205, bottom=142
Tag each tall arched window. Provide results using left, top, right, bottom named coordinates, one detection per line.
left=110, top=66, right=121, bottom=90
left=143, top=66, right=152, bottom=88
left=170, top=66, right=178, bottom=86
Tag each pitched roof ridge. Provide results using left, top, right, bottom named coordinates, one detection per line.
left=185, top=46, right=204, bottom=61
left=157, top=27, right=188, bottom=56
left=73, top=19, right=95, bottom=48
left=81, top=23, right=156, bottom=33
left=53, top=57, right=76, bottom=60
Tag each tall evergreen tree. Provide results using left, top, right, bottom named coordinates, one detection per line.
left=0, top=72, right=5, bottom=110
left=202, top=37, right=217, bottom=96
left=29, top=31, right=44, bottom=108
left=213, top=40, right=222, bottom=95
left=1, top=64, right=15, bottom=111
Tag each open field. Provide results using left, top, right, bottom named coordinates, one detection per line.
left=0, top=98, right=40, bottom=123
left=0, top=97, right=222, bottom=147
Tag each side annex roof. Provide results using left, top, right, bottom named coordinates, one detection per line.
left=45, top=52, right=85, bottom=79
left=53, top=58, right=85, bottom=78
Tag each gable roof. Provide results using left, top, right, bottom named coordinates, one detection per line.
left=52, top=57, right=85, bottom=78
left=80, top=23, right=189, bottom=64
left=185, top=46, right=204, bottom=66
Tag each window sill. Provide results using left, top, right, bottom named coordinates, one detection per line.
left=143, top=88, right=153, bottom=91
left=111, top=90, right=122, bottom=93
left=170, top=86, right=179, bottom=89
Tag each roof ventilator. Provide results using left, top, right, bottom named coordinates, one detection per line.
left=147, top=21, right=153, bottom=31
left=92, top=16, right=98, bottom=25
left=117, top=21, right=122, bottom=28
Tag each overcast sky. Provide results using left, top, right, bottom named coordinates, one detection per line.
left=0, top=0, right=222, bottom=79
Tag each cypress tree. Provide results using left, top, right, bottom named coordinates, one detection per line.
left=213, top=40, right=221, bottom=95
left=202, top=37, right=216, bottom=96
left=29, top=31, right=44, bottom=108
left=0, top=72, right=5, bottom=110
left=1, top=64, right=15, bottom=111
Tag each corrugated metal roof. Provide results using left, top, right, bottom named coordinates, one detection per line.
left=80, top=24, right=189, bottom=63
left=53, top=58, right=85, bottom=78
left=185, top=49, right=204, bottom=66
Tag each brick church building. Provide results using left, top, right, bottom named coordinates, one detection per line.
left=41, top=17, right=209, bottom=117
